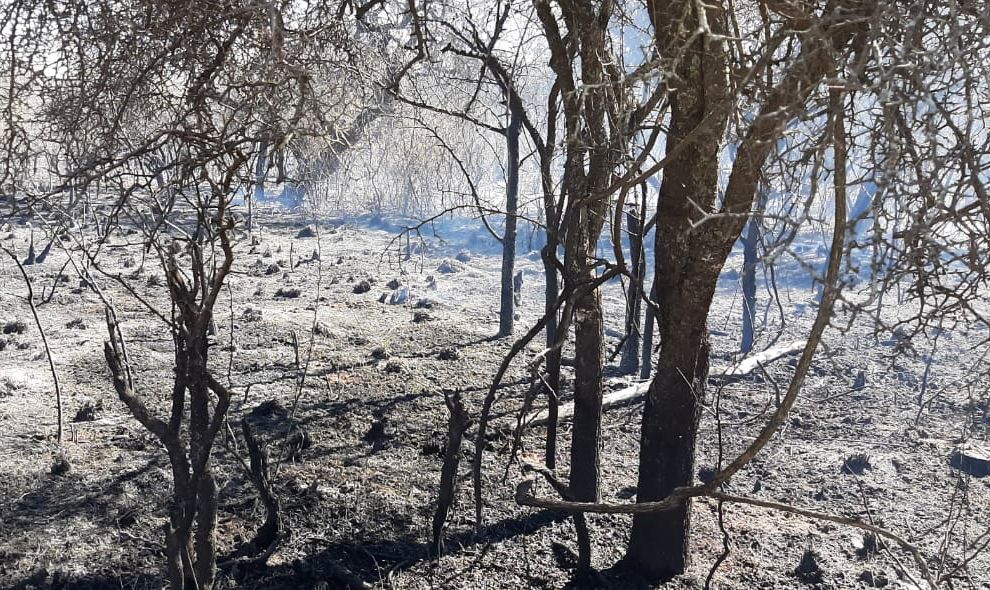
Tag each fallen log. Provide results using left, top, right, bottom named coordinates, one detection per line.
left=525, top=381, right=649, bottom=427
left=713, top=339, right=807, bottom=382
left=524, top=340, right=807, bottom=428
left=950, top=443, right=990, bottom=477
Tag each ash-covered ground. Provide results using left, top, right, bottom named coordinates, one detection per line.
left=1, top=212, right=988, bottom=589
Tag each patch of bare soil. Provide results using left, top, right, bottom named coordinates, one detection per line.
left=1, top=213, right=988, bottom=589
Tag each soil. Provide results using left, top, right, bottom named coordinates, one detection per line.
left=1, top=212, right=988, bottom=589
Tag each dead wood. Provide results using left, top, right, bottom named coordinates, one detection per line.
left=239, top=420, right=282, bottom=560
left=524, top=340, right=806, bottom=428
left=431, top=391, right=471, bottom=556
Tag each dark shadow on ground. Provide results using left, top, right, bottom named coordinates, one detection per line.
left=7, top=570, right=161, bottom=590
left=6, top=507, right=570, bottom=589
left=1, top=456, right=167, bottom=590
left=230, top=508, right=569, bottom=589
left=2, top=455, right=164, bottom=533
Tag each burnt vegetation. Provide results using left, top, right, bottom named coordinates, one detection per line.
left=1, top=1, right=990, bottom=589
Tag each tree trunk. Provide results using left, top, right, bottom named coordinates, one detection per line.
left=569, top=283, right=603, bottom=502
left=194, top=468, right=218, bottom=588
left=639, top=281, right=656, bottom=380
left=565, top=208, right=604, bottom=503
left=250, top=141, right=268, bottom=233
left=187, top=333, right=218, bottom=589
left=625, top=1, right=734, bottom=577
left=431, top=392, right=470, bottom=555
left=741, top=217, right=759, bottom=354
left=619, top=203, right=644, bottom=373
left=636, top=153, right=725, bottom=587
left=542, top=242, right=561, bottom=470
left=626, top=253, right=720, bottom=579
left=626, top=227, right=726, bottom=577
left=165, top=452, right=197, bottom=590
left=641, top=211, right=657, bottom=380
left=498, top=107, right=521, bottom=337
left=164, top=515, right=187, bottom=590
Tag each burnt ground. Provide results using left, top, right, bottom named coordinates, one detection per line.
left=0, top=212, right=988, bottom=590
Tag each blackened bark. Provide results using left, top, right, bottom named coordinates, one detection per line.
left=626, top=290, right=714, bottom=578
left=431, top=392, right=470, bottom=556
left=626, top=2, right=730, bottom=572
left=640, top=281, right=656, bottom=380
left=566, top=214, right=604, bottom=503
left=194, top=468, right=218, bottom=588
left=542, top=242, right=561, bottom=470
left=106, top=243, right=233, bottom=589
left=241, top=420, right=281, bottom=555
left=626, top=0, right=846, bottom=575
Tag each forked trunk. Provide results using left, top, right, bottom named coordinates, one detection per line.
left=619, top=204, right=644, bottom=374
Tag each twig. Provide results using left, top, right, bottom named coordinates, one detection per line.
left=273, top=221, right=324, bottom=477
left=1, top=243, right=63, bottom=443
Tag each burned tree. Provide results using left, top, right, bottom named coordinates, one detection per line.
left=2, top=1, right=380, bottom=587
left=513, top=0, right=990, bottom=582
left=619, top=187, right=649, bottom=374
left=103, top=190, right=238, bottom=588
left=387, top=3, right=547, bottom=339
left=627, top=2, right=873, bottom=578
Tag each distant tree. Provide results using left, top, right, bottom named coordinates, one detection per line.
left=387, top=2, right=553, bottom=338
left=388, top=4, right=576, bottom=486
left=740, top=201, right=762, bottom=355
left=619, top=186, right=649, bottom=374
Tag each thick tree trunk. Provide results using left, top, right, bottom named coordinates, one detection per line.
left=626, top=290, right=714, bottom=578
left=565, top=208, right=604, bottom=503
left=498, top=107, right=521, bottom=337
left=625, top=1, right=734, bottom=578
left=569, top=279, right=603, bottom=502
left=629, top=135, right=727, bottom=574
left=626, top=222, right=725, bottom=580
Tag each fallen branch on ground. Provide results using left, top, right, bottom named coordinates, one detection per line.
left=524, top=340, right=807, bottom=427
left=713, top=339, right=807, bottom=381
